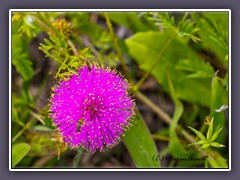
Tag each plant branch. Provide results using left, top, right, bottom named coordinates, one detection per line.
left=104, top=12, right=133, bottom=85
left=12, top=120, right=34, bottom=142
left=152, top=134, right=170, bottom=141
left=67, top=39, right=79, bottom=56
left=135, top=91, right=172, bottom=124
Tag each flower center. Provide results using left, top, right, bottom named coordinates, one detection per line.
left=81, top=93, right=104, bottom=121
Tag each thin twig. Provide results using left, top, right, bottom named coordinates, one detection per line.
left=135, top=91, right=172, bottom=124
left=29, top=111, right=45, bottom=125
left=81, top=36, right=99, bottom=57
left=67, top=39, right=79, bottom=56
left=152, top=134, right=170, bottom=141
left=12, top=120, right=33, bottom=142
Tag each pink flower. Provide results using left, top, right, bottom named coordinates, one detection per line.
left=49, top=65, right=135, bottom=153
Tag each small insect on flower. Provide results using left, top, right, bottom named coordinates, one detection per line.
left=49, top=64, right=135, bottom=153
left=76, top=118, right=84, bottom=133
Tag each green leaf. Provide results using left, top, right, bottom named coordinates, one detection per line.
left=188, top=140, right=205, bottom=146
left=107, top=12, right=156, bottom=32
left=191, top=12, right=229, bottom=63
left=210, top=142, right=225, bottom=148
left=178, top=19, right=201, bottom=42
left=17, top=24, right=34, bottom=39
left=12, top=13, right=35, bottom=39
left=33, top=125, right=52, bottom=131
left=210, top=76, right=228, bottom=143
left=12, top=104, right=25, bottom=127
left=188, top=126, right=206, bottom=141
left=167, top=71, right=188, bottom=158
left=126, top=31, right=212, bottom=106
left=210, top=127, right=223, bottom=142
left=12, top=143, right=31, bottom=168
left=206, top=118, right=213, bottom=142
left=176, top=58, right=214, bottom=79
left=201, top=144, right=210, bottom=149
left=149, top=12, right=176, bottom=30
left=12, top=48, right=34, bottom=81
left=29, top=111, right=45, bottom=125
left=146, top=12, right=201, bottom=42
left=123, top=110, right=160, bottom=168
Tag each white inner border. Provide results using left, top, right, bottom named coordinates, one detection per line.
left=9, top=9, right=231, bottom=172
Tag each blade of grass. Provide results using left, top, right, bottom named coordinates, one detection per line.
left=12, top=143, right=31, bottom=168
left=123, top=109, right=160, bottom=168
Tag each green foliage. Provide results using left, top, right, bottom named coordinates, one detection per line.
left=12, top=143, right=31, bottom=167
left=107, top=12, right=156, bottom=32
left=126, top=31, right=212, bottom=106
left=143, top=12, right=201, bottom=42
left=39, top=34, right=84, bottom=79
left=167, top=72, right=186, bottom=156
left=188, top=117, right=225, bottom=150
left=12, top=45, right=34, bottom=81
left=12, top=103, right=25, bottom=127
left=208, top=151, right=228, bottom=168
left=154, top=12, right=175, bottom=29
left=188, top=116, right=227, bottom=168
left=176, top=58, right=214, bottom=79
left=12, top=13, right=35, bottom=39
left=191, top=12, right=229, bottom=62
left=68, top=12, right=124, bottom=67
left=209, top=75, right=228, bottom=144
left=12, top=13, right=35, bottom=82
left=123, top=111, right=160, bottom=168
left=25, top=129, right=67, bottom=157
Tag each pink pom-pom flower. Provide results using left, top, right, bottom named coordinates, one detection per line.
left=49, top=65, right=135, bottom=153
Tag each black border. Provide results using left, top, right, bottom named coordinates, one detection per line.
left=1, top=0, right=240, bottom=179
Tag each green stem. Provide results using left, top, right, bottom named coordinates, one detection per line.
left=29, top=111, right=45, bottom=125
left=104, top=12, right=133, bottom=85
left=73, top=148, right=83, bottom=168
left=205, top=148, right=209, bottom=168
left=152, top=134, right=170, bottom=141
left=12, top=120, right=33, bottom=142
